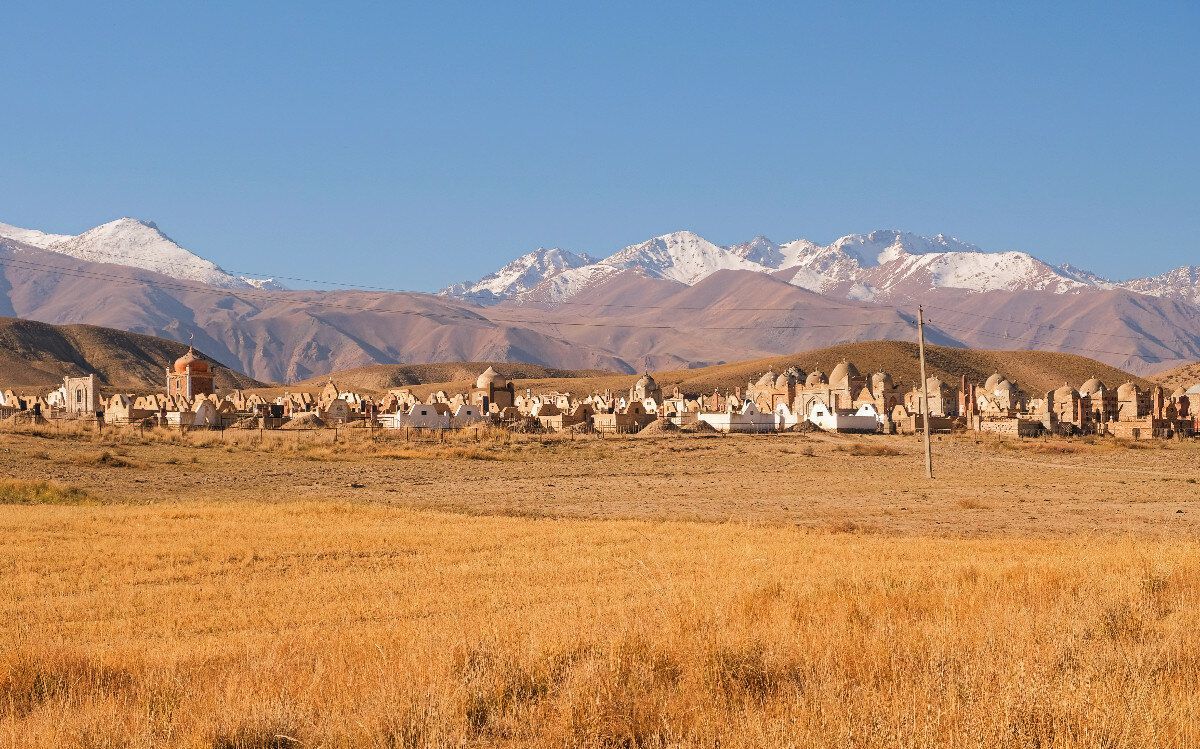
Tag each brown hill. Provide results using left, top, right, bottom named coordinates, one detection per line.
left=1149, top=361, right=1200, bottom=391
left=319, top=341, right=1149, bottom=400
left=292, top=362, right=616, bottom=392
left=0, top=316, right=265, bottom=393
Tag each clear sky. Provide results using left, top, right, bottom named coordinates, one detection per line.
left=2, top=2, right=1197, bottom=290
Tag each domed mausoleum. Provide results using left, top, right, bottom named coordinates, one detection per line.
left=471, top=366, right=515, bottom=411
left=167, top=346, right=215, bottom=399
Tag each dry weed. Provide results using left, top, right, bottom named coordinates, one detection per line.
left=835, top=442, right=901, bottom=457
left=0, top=479, right=93, bottom=505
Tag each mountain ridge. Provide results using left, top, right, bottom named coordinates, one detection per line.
left=3, top=216, right=1200, bottom=382
left=442, top=227, right=1199, bottom=307
left=0, top=217, right=282, bottom=290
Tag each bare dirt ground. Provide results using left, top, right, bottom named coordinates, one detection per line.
left=1, top=426, right=1196, bottom=537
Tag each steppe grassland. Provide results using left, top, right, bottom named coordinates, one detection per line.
left=1, top=425, right=1199, bottom=747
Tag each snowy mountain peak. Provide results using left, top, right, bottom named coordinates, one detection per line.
left=603, top=230, right=765, bottom=285
left=45, top=218, right=256, bottom=289
left=0, top=221, right=74, bottom=249
left=447, top=227, right=1144, bottom=305
left=728, top=235, right=783, bottom=267
left=439, top=246, right=597, bottom=303
left=1120, top=265, right=1200, bottom=305
left=0, top=216, right=288, bottom=290
left=828, top=229, right=984, bottom=267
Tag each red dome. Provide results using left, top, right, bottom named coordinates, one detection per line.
left=173, top=347, right=210, bottom=374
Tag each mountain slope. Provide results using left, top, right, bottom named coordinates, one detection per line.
left=45, top=218, right=270, bottom=290
left=498, top=269, right=938, bottom=371
left=4, top=216, right=1200, bottom=381
left=0, top=240, right=637, bottom=382
left=292, top=361, right=616, bottom=393
left=1121, top=266, right=1200, bottom=306
left=0, top=316, right=264, bottom=392
left=905, top=287, right=1200, bottom=375
left=1, top=217, right=283, bottom=290
left=1148, top=361, right=1200, bottom=391
left=447, top=228, right=1100, bottom=305
left=772, top=230, right=1089, bottom=300
left=0, top=221, right=72, bottom=249
left=440, top=247, right=596, bottom=303
left=601, top=231, right=764, bottom=284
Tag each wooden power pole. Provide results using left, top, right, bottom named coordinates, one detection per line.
left=917, top=306, right=934, bottom=479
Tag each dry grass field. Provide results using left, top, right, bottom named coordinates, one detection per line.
left=2, top=424, right=1199, bottom=747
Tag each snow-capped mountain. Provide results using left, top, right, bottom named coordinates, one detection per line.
left=516, top=264, right=628, bottom=304
left=446, top=228, right=1103, bottom=305
left=773, top=229, right=1091, bottom=300
left=0, top=221, right=73, bottom=249
left=440, top=247, right=596, bottom=303
left=603, top=231, right=764, bottom=285
left=0, top=217, right=283, bottom=290
left=729, top=235, right=823, bottom=269
left=444, top=231, right=767, bottom=304
left=1121, top=266, right=1200, bottom=306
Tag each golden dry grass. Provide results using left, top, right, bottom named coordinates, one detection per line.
left=1, top=504, right=1198, bottom=747
left=0, top=478, right=92, bottom=505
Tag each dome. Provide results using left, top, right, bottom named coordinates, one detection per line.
left=995, top=379, right=1016, bottom=392
left=775, top=370, right=798, bottom=388
left=806, top=371, right=827, bottom=387
left=1054, top=384, right=1078, bottom=400
left=1079, top=377, right=1106, bottom=396
left=635, top=372, right=656, bottom=388
left=1187, top=383, right=1200, bottom=396
left=926, top=376, right=944, bottom=390
left=1117, top=382, right=1139, bottom=400
left=173, top=347, right=209, bottom=374
left=984, top=373, right=1004, bottom=391
left=871, top=372, right=893, bottom=392
left=475, top=366, right=506, bottom=390
left=1171, top=387, right=1186, bottom=400
left=755, top=370, right=777, bottom=387
left=829, top=360, right=860, bottom=388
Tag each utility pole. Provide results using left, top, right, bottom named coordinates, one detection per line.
left=917, top=306, right=934, bottom=479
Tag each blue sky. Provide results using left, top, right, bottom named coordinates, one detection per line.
left=2, top=2, right=1196, bottom=290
